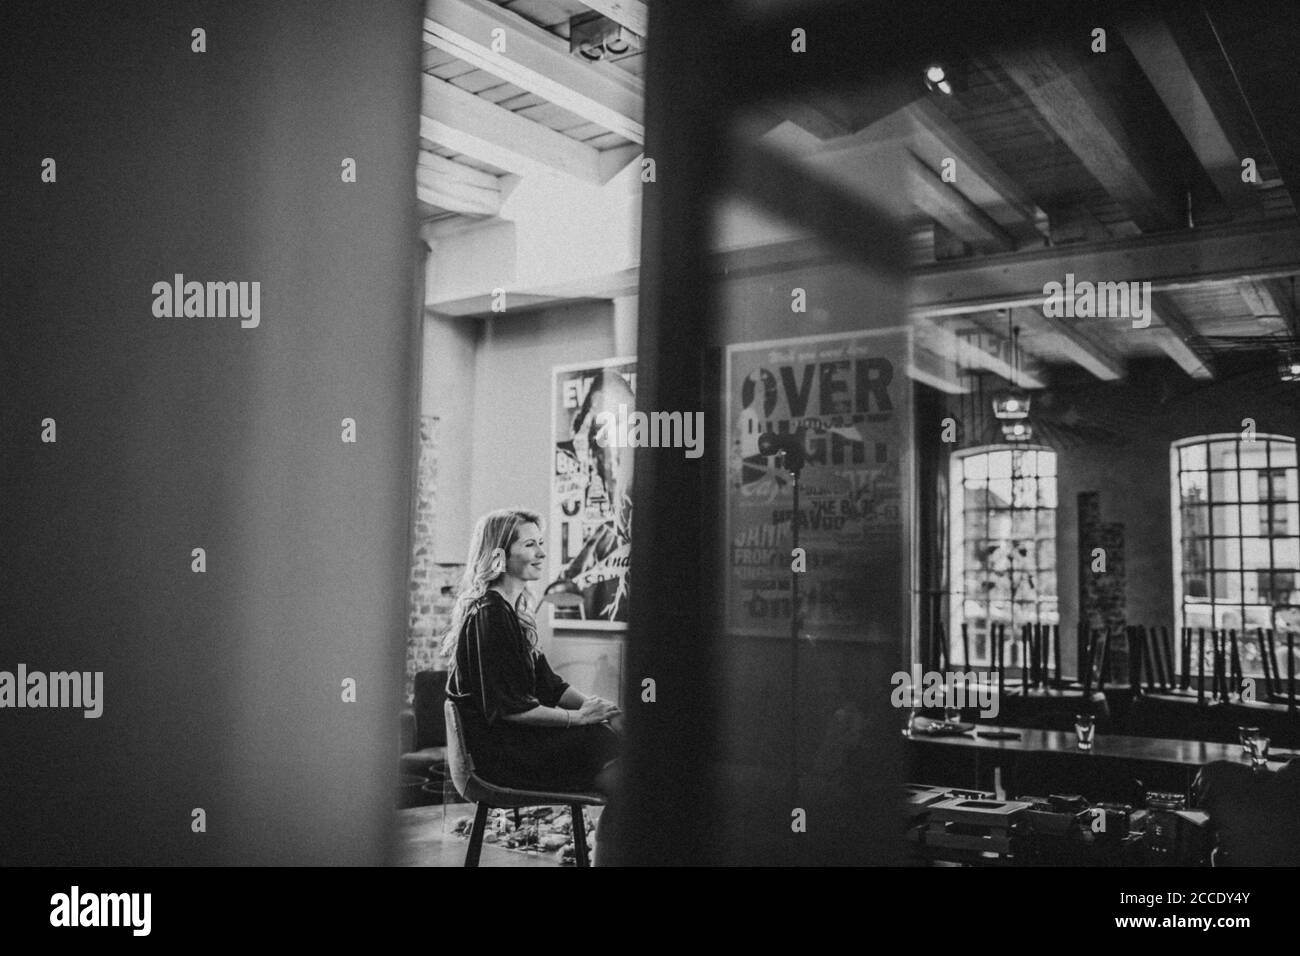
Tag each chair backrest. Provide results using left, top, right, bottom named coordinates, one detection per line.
left=1084, top=627, right=1110, bottom=695
left=413, top=670, right=448, bottom=749
left=443, top=698, right=476, bottom=799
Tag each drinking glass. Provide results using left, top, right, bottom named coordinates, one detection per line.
left=903, top=707, right=919, bottom=738
left=944, top=705, right=962, bottom=725
left=1246, top=732, right=1271, bottom=770
left=1074, top=713, right=1096, bottom=751
left=1238, top=725, right=1261, bottom=757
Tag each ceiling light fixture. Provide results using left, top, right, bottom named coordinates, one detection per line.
left=923, top=56, right=968, bottom=96
left=993, top=323, right=1032, bottom=419
left=1002, top=420, right=1034, bottom=442
left=924, top=63, right=954, bottom=95
left=569, top=13, right=642, bottom=62
left=992, top=387, right=1030, bottom=420
left=603, top=26, right=633, bottom=56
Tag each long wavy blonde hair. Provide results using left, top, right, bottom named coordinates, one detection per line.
left=441, top=507, right=542, bottom=661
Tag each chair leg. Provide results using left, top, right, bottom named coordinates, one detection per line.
left=465, top=802, right=490, bottom=868
left=571, top=805, right=590, bottom=868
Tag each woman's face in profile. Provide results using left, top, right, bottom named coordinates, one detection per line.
left=502, top=521, right=545, bottom=583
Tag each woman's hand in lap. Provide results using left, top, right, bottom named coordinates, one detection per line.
left=576, top=696, right=622, bottom=725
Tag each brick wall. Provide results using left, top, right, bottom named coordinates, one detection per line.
left=406, top=414, right=463, bottom=703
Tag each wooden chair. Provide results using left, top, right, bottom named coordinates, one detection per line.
left=1082, top=627, right=1111, bottom=700
left=444, top=699, right=605, bottom=867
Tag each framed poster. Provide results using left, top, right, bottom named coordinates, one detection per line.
left=547, top=357, right=637, bottom=629
left=725, top=329, right=910, bottom=640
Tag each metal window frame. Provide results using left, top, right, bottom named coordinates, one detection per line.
left=1173, top=434, right=1300, bottom=677
left=949, top=446, right=1059, bottom=668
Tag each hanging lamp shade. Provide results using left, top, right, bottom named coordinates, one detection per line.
left=992, top=386, right=1030, bottom=420
left=1002, top=420, right=1033, bottom=442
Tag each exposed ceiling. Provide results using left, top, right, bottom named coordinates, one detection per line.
left=747, top=2, right=1300, bottom=386
left=419, top=0, right=1300, bottom=390
left=418, top=0, right=646, bottom=222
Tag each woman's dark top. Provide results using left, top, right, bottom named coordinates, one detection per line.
left=447, top=589, right=618, bottom=792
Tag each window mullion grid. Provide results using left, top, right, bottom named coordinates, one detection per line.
left=1198, top=442, right=1215, bottom=685
left=985, top=466, right=994, bottom=667
left=1236, top=439, right=1244, bottom=648
left=1267, top=441, right=1276, bottom=646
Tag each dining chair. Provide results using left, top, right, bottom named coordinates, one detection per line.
left=443, top=700, right=605, bottom=867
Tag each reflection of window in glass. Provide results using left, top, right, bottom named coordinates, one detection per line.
left=950, top=447, right=1058, bottom=667
left=1257, top=571, right=1294, bottom=606
left=1173, top=435, right=1300, bottom=677
left=1260, top=469, right=1289, bottom=536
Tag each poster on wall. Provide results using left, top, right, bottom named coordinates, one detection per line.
left=548, top=357, right=637, bottom=630
left=726, top=330, right=909, bottom=640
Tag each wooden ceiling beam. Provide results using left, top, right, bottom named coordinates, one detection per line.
left=1148, top=292, right=1214, bottom=380
left=902, top=98, right=1050, bottom=246
left=416, top=151, right=501, bottom=217
left=1024, top=306, right=1126, bottom=381
left=994, top=43, right=1183, bottom=231
left=1118, top=16, right=1260, bottom=219
left=751, top=100, right=1044, bottom=252
left=421, top=74, right=603, bottom=183
left=425, top=0, right=644, bottom=143
left=907, top=152, right=1016, bottom=253
left=578, top=0, right=648, bottom=38
left=913, top=317, right=1046, bottom=388
left=1237, top=278, right=1299, bottom=336
left=911, top=220, right=1300, bottom=316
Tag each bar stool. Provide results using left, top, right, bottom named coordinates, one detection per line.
left=444, top=700, right=605, bottom=867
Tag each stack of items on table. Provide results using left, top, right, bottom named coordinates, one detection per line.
left=902, top=784, right=1209, bottom=865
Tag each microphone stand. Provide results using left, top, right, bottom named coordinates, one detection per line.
left=778, top=449, right=804, bottom=850
left=759, top=428, right=807, bottom=862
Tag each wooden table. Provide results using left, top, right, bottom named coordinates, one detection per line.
left=906, top=725, right=1298, bottom=803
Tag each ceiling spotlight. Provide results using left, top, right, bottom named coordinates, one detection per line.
left=992, top=387, right=1031, bottom=420
left=570, top=13, right=642, bottom=61
left=922, top=56, right=969, bottom=96
left=1002, top=421, right=1033, bottom=442
left=603, top=27, right=633, bottom=55
left=924, top=63, right=954, bottom=95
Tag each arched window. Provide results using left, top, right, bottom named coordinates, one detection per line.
left=949, top=446, right=1059, bottom=667
left=1172, top=434, right=1300, bottom=674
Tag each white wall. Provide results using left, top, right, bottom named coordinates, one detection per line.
left=423, top=298, right=627, bottom=703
